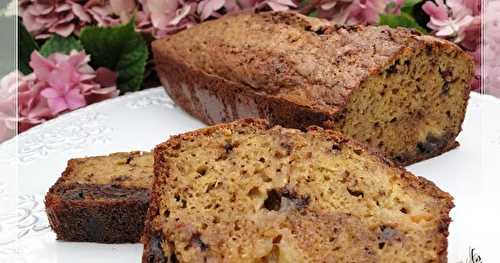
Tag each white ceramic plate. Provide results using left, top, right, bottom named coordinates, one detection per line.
left=1, top=88, right=499, bottom=263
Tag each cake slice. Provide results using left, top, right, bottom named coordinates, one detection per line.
left=152, top=11, right=475, bottom=165
left=143, top=119, right=454, bottom=262
left=45, top=151, right=153, bottom=243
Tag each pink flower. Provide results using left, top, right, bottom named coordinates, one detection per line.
left=19, top=0, right=119, bottom=39
left=198, top=0, right=225, bottom=20
left=239, top=0, right=296, bottom=12
left=317, top=0, right=385, bottom=25
left=484, top=0, right=500, bottom=96
left=137, top=0, right=197, bottom=38
left=17, top=73, right=53, bottom=132
left=110, top=0, right=137, bottom=23
left=469, top=47, right=481, bottom=91
left=422, top=0, right=476, bottom=42
left=30, top=51, right=93, bottom=115
left=0, top=71, right=53, bottom=141
left=463, top=0, right=480, bottom=16
left=0, top=50, right=119, bottom=141
left=422, top=0, right=448, bottom=21
left=318, top=0, right=354, bottom=24
left=347, top=0, right=386, bottom=25
left=86, top=67, right=120, bottom=103
left=263, top=0, right=297, bottom=11
left=0, top=71, right=20, bottom=142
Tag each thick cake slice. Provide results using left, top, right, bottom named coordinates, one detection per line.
left=143, top=119, right=454, bottom=262
left=152, top=11, right=475, bottom=165
left=45, top=151, right=153, bottom=243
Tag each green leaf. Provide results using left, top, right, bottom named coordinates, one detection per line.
left=40, top=35, right=83, bottom=57
left=379, top=13, right=428, bottom=34
left=80, top=19, right=148, bottom=92
left=400, top=0, right=422, bottom=14
left=18, top=18, right=39, bottom=74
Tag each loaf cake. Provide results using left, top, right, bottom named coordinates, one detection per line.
left=45, top=151, right=153, bottom=243
left=143, top=119, right=454, bottom=262
left=152, top=11, right=475, bottom=165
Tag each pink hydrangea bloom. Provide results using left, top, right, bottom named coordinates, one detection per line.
left=20, top=0, right=298, bottom=40
left=239, top=0, right=296, bottom=11
left=31, top=51, right=90, bottom=115
left=20, top=0, right=120, bottom=39
left=0, top=71, right=20, bottom=142
left=422, top=0, right=477, bottom=42
left=135, top=0, right=296, bottom=38
left=0, top=71, right=54, bottom=141
left=317, top=0, right=354, bottom=24
left=110, top=0, right=137, bottom=23
left=198, top=0, right=225, bottom=20
left=0, top=51, right=119, bottom=141
left=348, top=0, right=386, bottom=25
left=137, top=0, right=197, bottom=38
left=317, top=0, right=386, bottom=25
left=484, top=0, right=500, bottom=96
left=17, top=73, right=53, bottom=133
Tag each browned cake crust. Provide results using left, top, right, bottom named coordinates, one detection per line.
left=45, top=152, right=153, bottom=243
left=143, top=119, right=454, bottom=262
left=152, top=11, right=474, bottom=166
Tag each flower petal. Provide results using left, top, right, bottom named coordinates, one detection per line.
left=72, top=3, right=92, bottom=22
left=40, top=88, right=62, bottom=99
left=65, top=88, right=86, bottom=110
left=198, top=0, right=225, bottom=21
left=29, top=51, right=54, bottom=82
left=49, top=23, right=75, bottom=37
left=422, top=1, right=449, bottom=21
left=169, top=4, right=192, bottom=25
left=45, top=96, right=69, bottom=115
left=95, top=67, right=118, bottom=87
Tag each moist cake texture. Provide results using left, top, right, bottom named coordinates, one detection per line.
left=152, top=11, right=475, bottom=165
left=45, top=151, right=153, bottom=243
left=143, top=119, right=454, bottom=262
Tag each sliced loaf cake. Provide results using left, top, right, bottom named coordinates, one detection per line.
left=45, top=151, right=153, bottom=243
left=152, top=11, right=475, bottom=165
left=143, top=119, right=454, bottom=262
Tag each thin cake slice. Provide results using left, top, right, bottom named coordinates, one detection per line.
left=45, top=151, right=153, bottom=243
left=143, top=119, right=454, bottom=263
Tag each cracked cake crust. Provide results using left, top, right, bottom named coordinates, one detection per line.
left=152, top=11, right=474, bottom=166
